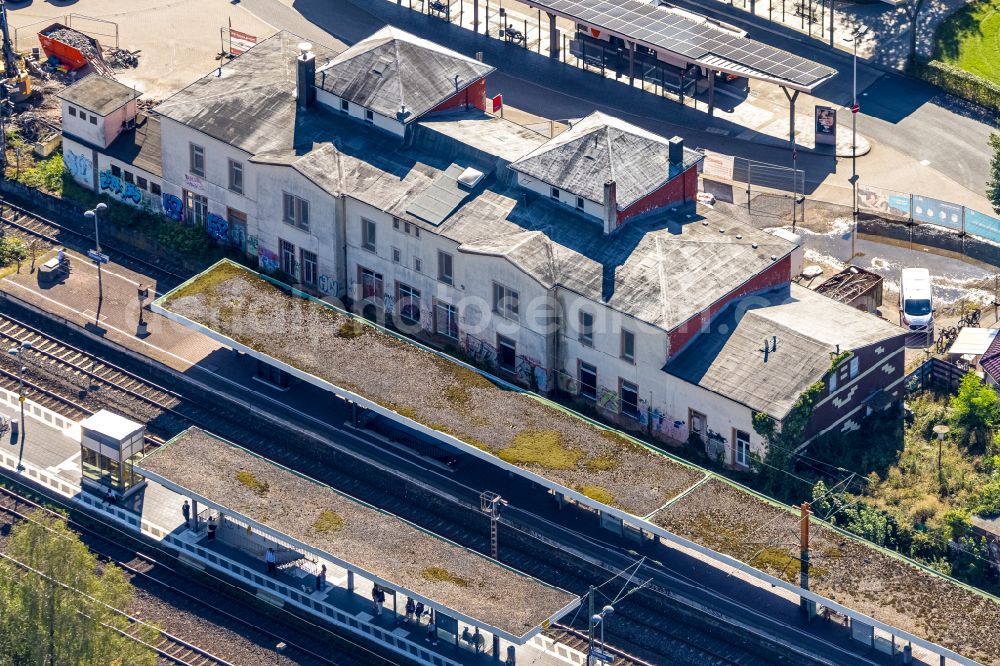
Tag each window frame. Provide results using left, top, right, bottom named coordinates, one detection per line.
left=849, top=356, right=860, bottom=379
left=397, top=282, right=421, bottom=326
left=437, top=251, right=454, bottom=285
left=435, top=300, right=459, bottom=340
left=365, top=108, right=374, bottom=123
left=492, top=282, right=519, bottom=321
left=576, top=196, right=585, bottom=210
left=734, top=429, right=751, bottom=467
left=340, top=99, right=349, bottom=112
left=228, top=159, right=244, bottom=195
left=579, top=361, right=597, bottom=401
left=150, top=182, right=161, bottom=196
left=279, top=239, right=296, bottom=276
left=361, top=218, right=377, bottom=253
left=620, top=379, right=639, bottom=419
left=68, top=106, right=77, bottom=117
left=621, top=329, right=635, bottom=363
left=300, top=249, right=318, bottom=287
left=189, top=143, right=205, bottom=177
left=497, top=335, right=517, bottom=373
left=578, top=310, right=594, bottom=347
left=392, top=247, right=401, bottom=264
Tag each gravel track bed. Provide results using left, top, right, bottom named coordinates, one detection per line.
left=655, top=478, right=1000, bottom=666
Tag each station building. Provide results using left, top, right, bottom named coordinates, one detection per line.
left=61, top=25, right=904, bottom=466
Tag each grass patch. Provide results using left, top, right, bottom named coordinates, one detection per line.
left=432, top=356, right=494, bottom=390
left=165, top=261, right=250, bottom=305
left=385, top=402, right=418, bottom=420
left=420, top=566, right=469, bottom=587
left=751, top=547, right=799, bottom=582
left=336, top=319, right=366, bottom=339
left=312, top=509, right=345, bottom=533
left=584, top=455, right=619, bottom=472
left=935, top=0, right=1000, bottom=85
left=441, top=384, right=471, bottom=408
left=498, top=430, right=581, bottom=470
left=575, top=484, right=615, bottom=506
left=236, top=470, right=269, bottom=496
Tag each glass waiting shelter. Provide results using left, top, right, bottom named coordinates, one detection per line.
left=79, top=410, right=146, bottom=498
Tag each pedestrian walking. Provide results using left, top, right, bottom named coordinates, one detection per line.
left=371, top=585, right=380, bottom=613
left=316, top=564, right=327, bottom=592
left=414, top=601, right=425, bottom=624
left=266, top=547, right=276, bottom=576
left=426, top=616, right=437, bottom=645
left=207, top=515, right=217, bottom=541
left=181, top=500, right=191, bottom=529
left=405, top=598, right=415, bottom=623
left=375, top=586, right=385, bottom=615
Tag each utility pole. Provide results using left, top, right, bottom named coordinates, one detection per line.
left=8, top=340, right=31, bottom=471
left=846, top=27, right=867, bottom=263
left=480, top=491, right=507, bottom=559
left=799, top=501, right=813, bottom=619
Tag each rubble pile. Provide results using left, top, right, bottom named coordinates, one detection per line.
left=45, top=28, right=102, bottom=63
left=107, top=47, right=140, bottom=69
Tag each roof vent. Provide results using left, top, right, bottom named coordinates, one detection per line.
left=371, top=56, right=393, bottom=76
left=736, top=234, right=742, bottom=239
left=719, top=228, right=725, bottom=233
left=457, top=166, right=485, bottom=189
left=702, top=220, right=709, bottom=226
left=298, top=42, right=312, bottom=56
left=771, top=255, right=777, bottom=261
left=752, top=242, right=758, bottom=249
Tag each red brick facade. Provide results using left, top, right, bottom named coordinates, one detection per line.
left=430, top=79, right=487, bottom=114
left=617, top=166, right=698, bottom=225
left=667, top=255, right=792, bottom=358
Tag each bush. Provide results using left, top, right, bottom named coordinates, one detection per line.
left=970, top=477, right=1000, bottom=517
left=17, top=154, right=64, bottom=194
left=942, top=508, right=972, bottom=540
left=0, top=235, right=26, bottom=268
left=917, top=60, right=1000, bottom=114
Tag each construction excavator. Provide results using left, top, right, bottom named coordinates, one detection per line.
left=0, top=0, right=31, bottom=105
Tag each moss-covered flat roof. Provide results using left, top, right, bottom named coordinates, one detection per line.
left=157, top=260, right=704, bottom=516
left=139, top=427, right=576, bottom=638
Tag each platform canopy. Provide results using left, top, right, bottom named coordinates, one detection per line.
left=530, top=0, right=837, bottom=91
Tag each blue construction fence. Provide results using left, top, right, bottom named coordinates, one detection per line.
left=858, top=184, right=1000, bottom=245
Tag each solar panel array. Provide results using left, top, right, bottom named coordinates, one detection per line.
left=540, top=0, right=836, bottom=88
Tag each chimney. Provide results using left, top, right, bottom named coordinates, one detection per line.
left=603, top=180, right=617, bottom=235
left=668, top=136, right=684, bottom=166
left=296, top=42, right=316, bottom=110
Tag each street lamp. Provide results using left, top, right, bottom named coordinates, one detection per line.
left=845, top=26, right=868, bottom=263
left=588, top=605, right=614, bottom=665
left=83, top=202, right=108, bottom=325
left=8, top=340, right=32, bottom=472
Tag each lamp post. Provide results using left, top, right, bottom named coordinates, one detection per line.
left=845, top=27, right=867, bottom=263
left=83, top=202, right=108, bottom=324
left=588, top=604, right=614, bottom=665
left=8, top=340, right=32, bottom=472
left=933, top=424, right=950, bottom=486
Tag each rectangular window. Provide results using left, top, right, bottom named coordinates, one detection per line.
left=829, top=369, right=839, bottom=392
left=849, top=356, right=860, bottom=379
left=227, top=208, right=248, bottom=249
left=68, top=106, right=76, bottom=117
left=435, top=301, right=459, bottom=340
left=189, top=143, right=205, bottom=177
left=497, top=335, right=516, bottom=373
left=438, top=251, right=453, bottom=285
left=150, top=182, right=161, bottom=196
left=735, top=429, right=751, bottom=466
left=228, top=159, right=244, bottom=194
left=578, top=310, right=594, bottom=347
left=365, top=109, right=374, bottom=123
left=576, top=196, right=585, bottom=209
left=89, top=115, right=97, bottom=125
left=279, top=239, right=296, bottom=276
left=621, top=330, right=635, bottom=363
left=620, top=380, right=639, bottom=418
left=362, top=218, right=377, bottom=252
left=414, top=257, right=422, bottom=273
left=393, top=218, right=400, bottom=230
left=397, top=283, right=421, bottom=326
left=124, top=171, right=134, bottom=184
left=392, top=247, right=401, bottom=264
left=111, top=165, right=121, bottom=177
left=579, top=362, right=597, bottom=401
left=493, top=282, right=519, bottom=320
left=300, top=250, right=317, bottom=287
left=360, top=267, right=383, bottom=300
left=281, top=193, right=309, bottom=230
left=184, top=190, right=208, bottom=226
left=689, top=410, right=707, bottom=441
left=550, top=187, right=560, bottom=200
left=340, top=99, right=349, bottom=112
left=136, top=176, right=147, bottom=190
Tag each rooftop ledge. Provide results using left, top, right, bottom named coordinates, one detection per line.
left=153, top=260, right=1000, bottom=665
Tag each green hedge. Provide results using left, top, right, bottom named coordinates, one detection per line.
left=917, top=59, right=1000, bottom=114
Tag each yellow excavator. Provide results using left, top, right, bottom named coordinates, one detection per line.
left=0, top=0, right=31, bottom=104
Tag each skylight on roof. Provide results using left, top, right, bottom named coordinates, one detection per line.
left=458, top=167, right=485, bottom=189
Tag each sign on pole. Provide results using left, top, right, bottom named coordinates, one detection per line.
left=814, top=105, right=836, bottom=146
left=491, top=94, right=503, bottom=114
left=229, top=29, right=258, bottom=56
left=87, top=250, right=109, bottom=264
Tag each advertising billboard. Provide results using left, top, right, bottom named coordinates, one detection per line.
left=858, top=184, right=910, bottom=218
left=912, top=195, right=963, bottom=230
left=814, top=106, right=836, bottom=146
left=964, top=209, right=1000, bottom=244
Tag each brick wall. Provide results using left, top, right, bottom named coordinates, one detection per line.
left=429, top=78, right=487, bottom=114
left=667, top=255, right=792, bottom=358
left=617, top=165, right=697, bottom=225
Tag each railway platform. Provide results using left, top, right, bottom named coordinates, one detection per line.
left=0, top=390, right=584, bottom=666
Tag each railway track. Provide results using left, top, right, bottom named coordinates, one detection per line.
left=0, top=480, right=400, bottom=666
left=0, top=307, right=818, bottom=665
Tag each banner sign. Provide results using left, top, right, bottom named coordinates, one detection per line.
left=814, top=106, right=836, bottom=146
left=964, top=208, right=1000, bottom=245
left=701, top=150, right=735, bottom=181
left=229, top=29, right=258, bottom=56
left=912, top=195, right=963, bottom=230
left=857, top=184, right=910, bottom=218
left=491, top=94, right=502, bottom=113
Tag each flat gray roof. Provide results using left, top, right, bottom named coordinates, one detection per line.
left=531, top=0, right=836, bottom=91
left=58, top=74, right=140, bottom=116
left=105, top=114, right=162, bottom=177
left=138, top=427, right=578, bottom=641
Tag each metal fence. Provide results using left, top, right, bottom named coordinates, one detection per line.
left=858, top=184, right=1000, bottom=246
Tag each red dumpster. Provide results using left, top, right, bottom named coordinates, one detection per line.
left=38, top=23, right=103, bottom=71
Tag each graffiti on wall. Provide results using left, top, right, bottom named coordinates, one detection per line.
left=318, top=275, right=337, bottom=295
left=596, top=386, right=619, bottom=413
left=98, top=169, right=142, bottom=204
left=259, top=247, right=279, bottom=273
left=162, top=193, right=184, bottom=221
left=246, top=235, right=259, bottom=254
left=206, top=213, right=229, bottom=242
left=184, top=174, right=204, bottom=191
left=64, top=150, right=92, bottom=182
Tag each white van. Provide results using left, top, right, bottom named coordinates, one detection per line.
left=900, top=268, right=934, bottom=332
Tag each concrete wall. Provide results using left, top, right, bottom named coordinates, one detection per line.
left=62, top=135, right=162, bottom=210
left=428, top=79, right=487, bottom=114
left=315, top=89, right=406, bottom=138
left=515, top=172, right=605, bottom=222
left=61, top=100, right=104, bottom=148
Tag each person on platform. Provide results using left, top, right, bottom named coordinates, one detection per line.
left=265, top=547, right=276, bottom=576
left=414, top=601, right=425, bottom=624
left=315, top=564, right=327, bottom=592
left=207, top=515, right=217, bottom=541
left=405, top=598, right=415, bottom=623
left=181, top=500, right=191, bottom=529
left=375, top=586, right=385, bottom=615
left=371, top=585, right=380, bottom=613
left=426, top=614, right=437, bottom=645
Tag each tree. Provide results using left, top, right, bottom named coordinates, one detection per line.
left=0, top=510, right=156, bottom=666
left=949, top=373, right=1000, bottom=449
left=988, top=133, right=1000, bottom=215
left=905, top=0, right=930, bottom=71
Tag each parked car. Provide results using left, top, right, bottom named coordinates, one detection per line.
left=900, top=267, right=934, bottom=337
